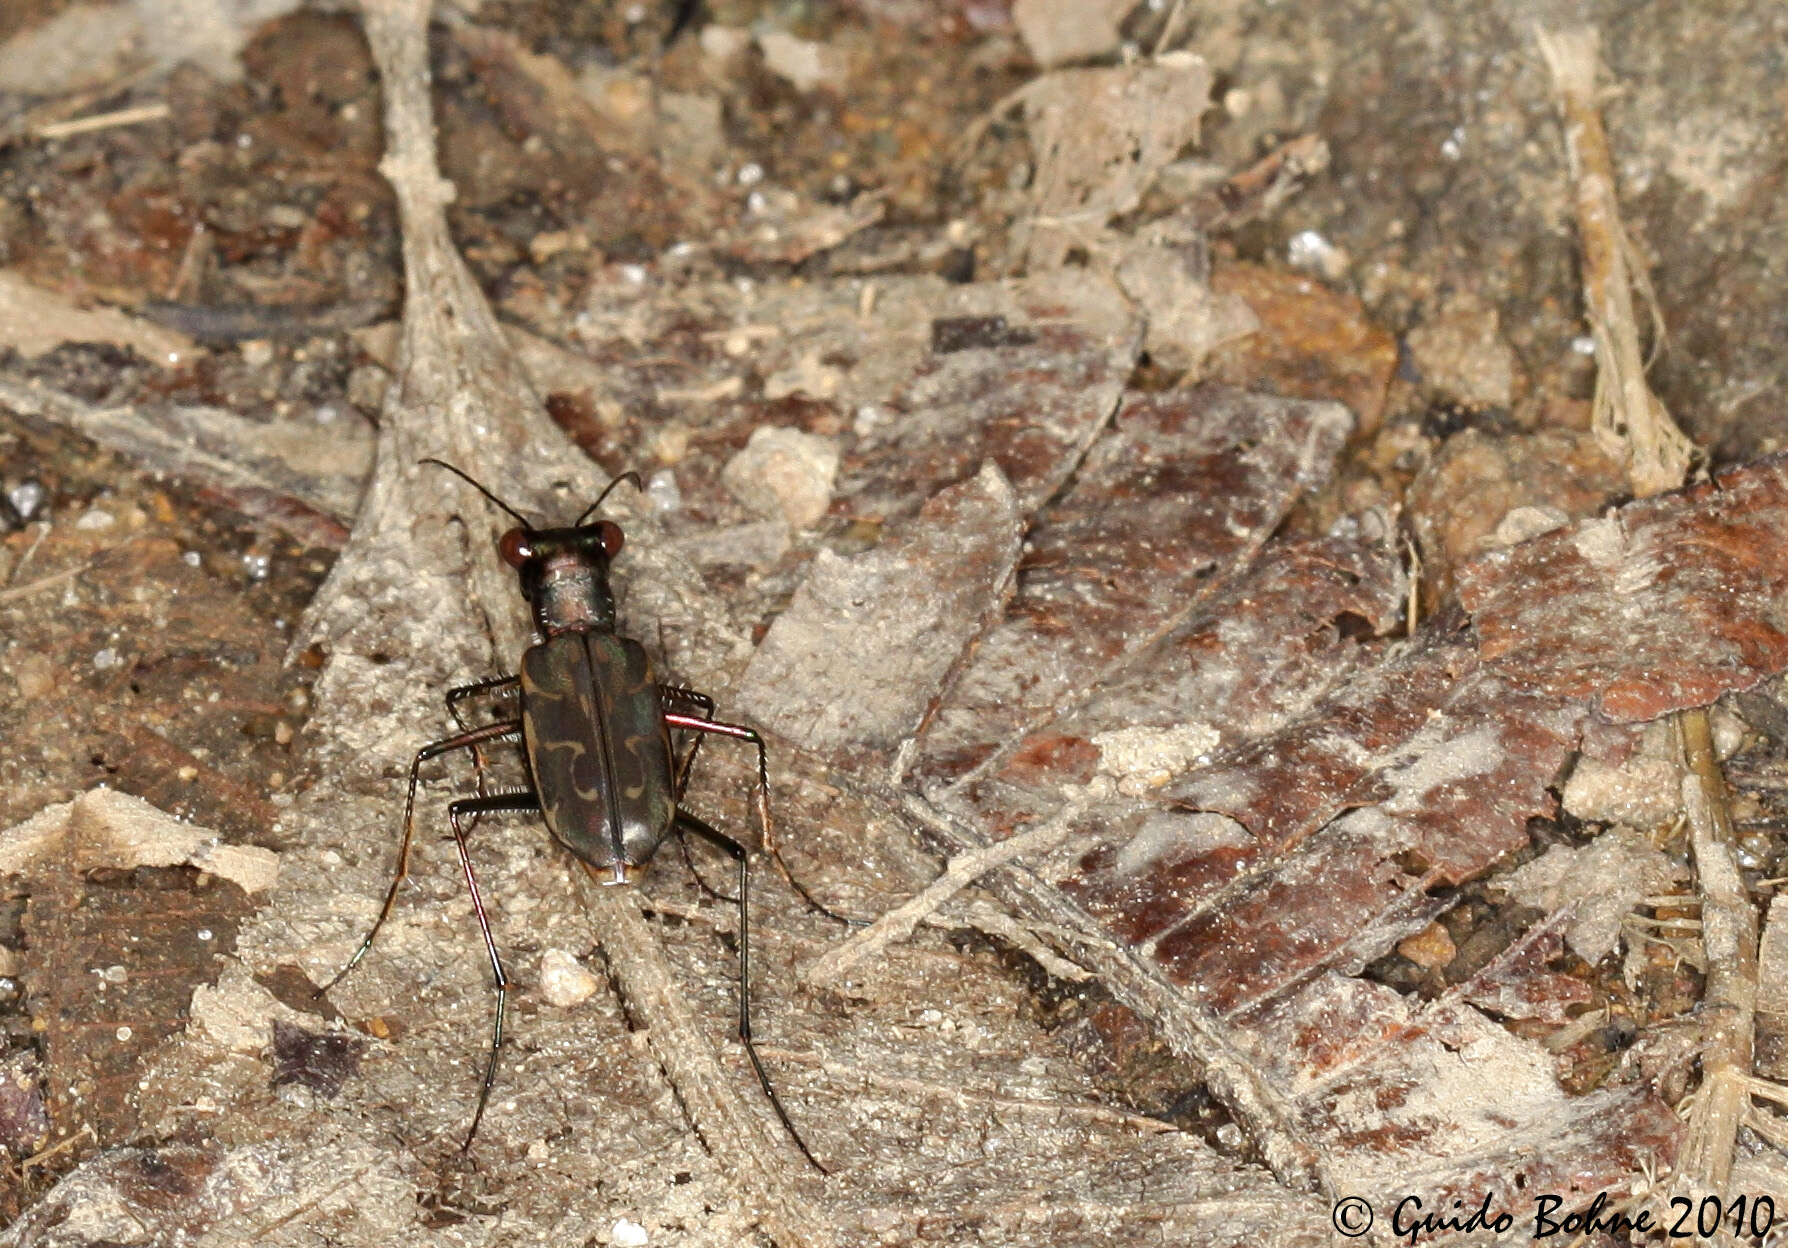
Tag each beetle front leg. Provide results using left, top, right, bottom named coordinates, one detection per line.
left=317, top=719, right=523, bottom=997
left=446, top=674, right=520, bottom=731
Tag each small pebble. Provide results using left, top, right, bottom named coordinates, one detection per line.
left=720, top=426, right=839, bottom=531
left=611, top=1219, right=649, bottom=1247
left=7, top=481, right=45, bottom=521
left=539, top=949, right=600, bottom=1008
left=1397, top=922, right=1457, bottom=970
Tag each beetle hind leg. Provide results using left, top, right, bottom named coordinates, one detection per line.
left=675, top=810, right=827, bottom=1174
left=447, top=788, right=542, bottom=1151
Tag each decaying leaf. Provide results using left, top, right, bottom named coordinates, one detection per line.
left=738, top=463, right=1023, bottom=755
left=1459, top=457, right=1787, bottom=719
left=1015, top=55, right=1213, bottom=269
left=1495, top=827, right=1688, bottom=964
left=4, top=791, right=268, bottom=1147
left=872, top=458, right=1784, bottom=1203
left=916, top=386, right=1359, bottom=792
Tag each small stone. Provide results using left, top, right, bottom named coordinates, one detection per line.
left=539, top=949, right=600, bottom=1009
left=346, top=364, right=389, bottom=413
left=1561, top=755, right=1683, bottom=828
left=1287, top=230, right=1351, bottom=283
left=611, top=1218, right=650, bottom=1247
left=720, top=426, right=840, bottom=531
left=12, top=653, right=54, bottom=700
left=699, top=24, right=749, bottom=61
left=75, top=508, right=115, bottom=531
left=1709, top=706, right=1750, bottom=760
left=1488, top=505, right=1569, bottom=548
left=756, top=31, right=845, bottom=93
left=1405, top=291, right=1516, bottom=409
left=1397, top=922, right=1457, bottom=970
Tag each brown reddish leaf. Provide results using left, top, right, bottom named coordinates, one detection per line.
left=1456, top=914, right=1597, bottom=1027
left=893, top=441, right=1779, bottom=1211
left=1051, top=670, right=1580, bottom=1013
left=0, top=1051, right=49, bottom=1160
left=1064, top=515, right=1408, bottom=758
left=1459, top=456, right=1787, bottom=720
left=833, top=270, right=1142, bottom=525
left=1206, top=260, right=1399, bottom=431
left=5, top=792, right=269, bottom=1146
left=915, top=386, right=1356, bottom=788
left=736, top=464, right=1023, bottom=755
left=551, top=270, right=1140, bottom=547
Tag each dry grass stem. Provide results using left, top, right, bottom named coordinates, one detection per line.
left=756, top=1047, right=1175, bottom=1132
left=1536, top=25, right=1697, bottom=496
left=1671, top=708, right=1764, bottom=1200
left=34, top=103, right=170, bottom=140
left=800, top=802, right=1082, bottom=991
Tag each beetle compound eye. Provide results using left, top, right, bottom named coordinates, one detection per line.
left=498, top=528, right=534, bottom=567
left=597, top=521, right=625, bottom=557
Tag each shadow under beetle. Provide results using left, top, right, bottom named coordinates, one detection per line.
left=320, top=458, right=827, bottom=1168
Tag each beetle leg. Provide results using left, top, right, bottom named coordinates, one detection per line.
left=658, top=688, right=736, bottom=902
left=673, top=828, right=738, bottom=906
left=663, top=712, right=860, bottom=928
left=659, top=685, right=715, bottom=799
left=447, top=789, right=542, bottom=1152
left=675, top=809, right=827, bottom=1174
left=445, top=675, right=521, bottom=815
left=445, top=673, right=520, bottom=730
left=316, top=719, right=522, bottom=997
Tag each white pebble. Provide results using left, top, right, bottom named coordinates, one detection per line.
left=720, top=426, right=839, bottom=531
left=539, top=948, right=600, bottom=1008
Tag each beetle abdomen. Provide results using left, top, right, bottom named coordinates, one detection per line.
left=520, top=632, right=676, bottom=874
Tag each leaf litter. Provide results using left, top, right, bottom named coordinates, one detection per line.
left=0, top=2, right=1783, bottom=1245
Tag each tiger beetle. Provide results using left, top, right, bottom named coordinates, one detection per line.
left=319, top=458, right=830, bottom=1169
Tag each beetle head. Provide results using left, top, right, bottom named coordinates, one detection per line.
left=421, top=459, right=641, bottom=637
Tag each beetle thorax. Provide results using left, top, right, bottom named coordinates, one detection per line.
left=528, top=552, right=617, bottom=636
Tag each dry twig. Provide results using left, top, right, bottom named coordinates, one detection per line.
left=1672, top=709, right=1762, bottom=1200
left=801, top=801, right=1081, bottom=991
left=1536, top=25, right=1697, bottom=496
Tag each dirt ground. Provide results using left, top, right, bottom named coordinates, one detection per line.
left=0, top=0, right=1784, bottom=1244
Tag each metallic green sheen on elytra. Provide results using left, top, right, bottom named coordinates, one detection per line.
left=519, top=632, right=676, bottom=873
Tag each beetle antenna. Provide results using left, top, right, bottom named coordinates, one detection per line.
left=576, top=471, right=644, bottom=525
left=420, top=458, right=533, bottom=528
